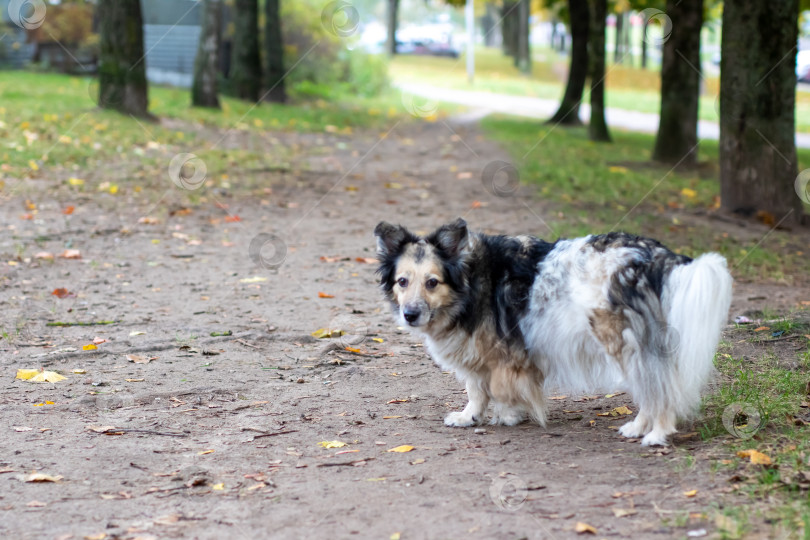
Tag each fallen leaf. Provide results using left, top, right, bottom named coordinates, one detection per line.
left=126, top=354, right=153, bottom=364
left=371, top=338, right=384, bottom=343
left=26, top=500, right=47, bottom=507
left=82, top=343, right=97, bottom=351
left=137, top=216, right=159, bottom=224
left=549, top=395, right=567, bottom=400
left=754, top=326, right=770, bottom=332
left=63, top=205, right=75, bottom=215
left=318, top=440, right=347, bottom=449
left=86, top=425, right=117, bottom=433
left=612, top=508, right=637, bottom=517
left=239, top=276, right=267, bottom=284
left=575, top=522, right=597, bottom=534
left=211, top=483, right=225, bottom=491
left=16, top=369, right=66, bottom=383
left=387, top=445, right=414, bottom=453
left=736, top=449, right=772, bottom=465
left=410, top=458, right=425, bottom=465
left=34, top=251, right=54, bottom=260
left=355, top=257, right=377, bottom=264
left=51, top=288, right=71, bottom=298
left=382, top=416, right=403, bottom=419
left=681, top=188, right=697, bottom=198
left=13, top=426, right=33, bottom=432
left=224, top=215, right=241, bottom=222
left=59, top=249, right=82, bottom=259
left=92, top=337, right=106, bottom=344
left=613, top=406, right=633, bottom=415
left=25, top=473, right=63, bottom=483
left=67, top=177, right=84, bottom=186
left=129, top=331, right=146, bottom=336
left=198, top=449, right=215, bottom=455
left=344, top=346, right=364, bottom=354
left=125, top=378, right=144, bottom=383
left=683, top=489, right=698, bottom=497
left=72, top=369, right=86, bottom=374
left=311, top=328, right=345, bottom=339
left=318, top=292, right=335, bottom=298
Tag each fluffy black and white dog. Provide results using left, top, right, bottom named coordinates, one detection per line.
left=375, top=218, right=732, bottom=446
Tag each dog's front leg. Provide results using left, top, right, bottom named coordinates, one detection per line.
left=444, top=379, right=489, bottom=427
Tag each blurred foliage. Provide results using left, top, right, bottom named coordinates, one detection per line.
left=280, top=0, right=388, bottom=100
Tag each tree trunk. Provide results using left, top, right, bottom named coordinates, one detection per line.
left=264, top=0, right=286, bottom=103
left=192, top=0, right=221, bottom=108
left=588, top=0, right=610, bottom=142
left=719, top=0, right=802, bottom=222
left=516, top=0, right=530, bottom=73
left=613, top=10, right=623, bottom=63
left=230, top=0, right=261, bottom=101
left=502, top=1, right=518, bottom=59
left=547, top=0, right=589, bottom=125
left=640, top=19, right=648, bottom=69
left=651, top=0, right=702, bottom=167
left=386, top=0, right=399, bottom=56
left=97, top=0, right=149, bottom=117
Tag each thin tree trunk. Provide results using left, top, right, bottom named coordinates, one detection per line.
left=97, top=0, right=149, bottom=117
left=719, top=0, right=802, bottom=222
left=588, top=0, right=610, bottom=142
left=386, top=0, right=399, bottom=56
left=613, top=10, right=623, bottom=63
left=547, top=0, right=589, bottom=125
left=640, top=19, right=648, bottom=69
left=230, top=0, right=261, bottom=101
left=651, top=0, right=702, bottom=167
left=516, top=0, right=530, bottom=73
left=264, top=0, right=286, bottom=103
left=192, top=0, right=221, bottom=108
left=502, top=1, right=518, bottom=59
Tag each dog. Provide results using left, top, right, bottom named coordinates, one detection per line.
left=374, top=218, right=732, bottom=446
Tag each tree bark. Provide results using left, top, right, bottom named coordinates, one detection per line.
left=386, top=0, right=399, bottom=56
left=502, top=1, right=518, bottom=59
left=192, top=0, right=221, bottom=109
left=719, top=0, right=802, bottom=222
left=588, top=0, right=610, bottom=142
left=97, top=0, right=149, bottom=117
left=230, top=0, right=261, bottom=101
left=640, top=19, right=648, bottom=69
left=264, top=0, right=286, bottom=103
left=547, top=0, right=589, bottom=125
left=516, top=0, right=530, bottom=73
left=651, top=0, right=702, bottom=167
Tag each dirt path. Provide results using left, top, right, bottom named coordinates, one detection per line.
left=1, top=118, right=805, bottom=540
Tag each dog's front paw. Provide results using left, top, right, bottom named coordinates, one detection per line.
left=490, top=408, right=525, bottom=426
left=619, top=418, right=647, bottom=438
left=444, top=411, right=482, bottom=427
left=640, top=430, right=671, bottom=447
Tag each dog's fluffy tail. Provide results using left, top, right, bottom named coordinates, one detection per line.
left=664, top=253, right=732, bottom=418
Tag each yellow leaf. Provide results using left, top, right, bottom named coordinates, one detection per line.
left=16, top=369, right=39, bottom=380
left=736, top=449, right=772, bottom=465
left=318, top=440, right=347, bottom=449
left=371, top=338, right=384, bottom=343
left=390, top=534, right=401, bottom=540
left=30, top=371, right=66, bottom=383
left=575, top=522, right=597, bottom=534
left=613, top=406, right=633, bottom=415
left=239, top=276, right=267, bottom=283
left=683, top=489, right=698, bottom=497
left=212, top=483, right=225, bottom=491
left=83, top=343, right=97, bottom=351
left=25, top=473, right=63, bottom=483
left=28, top=160, right=39, bottom=171
left=68, top=177, right=84, bottom=186
left=311, top=328, right=345, bottom=339
left=198, top=449, right=215, bottom=455
left=382, top=416, right=403, bottom=419
left=608, top=166, right=628, bottom=174
left=410, top=458, right=425, bottom=465
left=387, top=445, right=414, bottom=453
left=681, top=188, right=697, bottom=198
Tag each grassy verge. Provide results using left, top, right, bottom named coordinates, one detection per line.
left=390, top=47, right=810, bottom=133
left=482, top=115, right=810, bottom=283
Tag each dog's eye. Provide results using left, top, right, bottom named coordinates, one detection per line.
left=425, top=278, right=439, bottom=290
left=397, top=277, right=408, bottom=288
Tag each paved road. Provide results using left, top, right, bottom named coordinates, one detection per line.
left=398, top=82, right=810, bottom=149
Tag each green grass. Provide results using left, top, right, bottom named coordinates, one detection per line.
left=482, top=115, right=810, bottom=282
left=390, top=46, right=810, bottom=133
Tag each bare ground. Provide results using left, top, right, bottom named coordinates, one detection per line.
left=2, top=118, right=809, bottom=540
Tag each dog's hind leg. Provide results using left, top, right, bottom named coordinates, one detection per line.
left=445, top=378, right=489, bottom=427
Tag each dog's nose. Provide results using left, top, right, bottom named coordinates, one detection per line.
left=403, top=308, right=421, bottom=323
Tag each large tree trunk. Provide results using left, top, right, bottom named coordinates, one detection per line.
left=652, top=0, right=702, bottom=167
left=97, top=0, right=149, bottom=117
left=516, top=0, right=530, bottom=73
left=230, top=0, right=261, bottom=101
left=547, top=0, right=589, bottom=125
left=192, top=0, right=221, bottom=109
left=264, top=0, right=286, bottom=103
left=719, top=0, right=802, bottom=222
left=588, top=0, right=610, bottom=142
left=386, top=0, right=399, bottom=56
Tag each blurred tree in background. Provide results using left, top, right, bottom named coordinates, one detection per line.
left=264, top=0, right=287, bottom=103
left=230, top=0, right=262, bottom=101
left=192, top=0, right=222, bottom=108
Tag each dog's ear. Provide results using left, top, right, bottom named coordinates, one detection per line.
left=374, top=221, right=411, bottom=257
left=430, top=218, right=469, bottom=257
